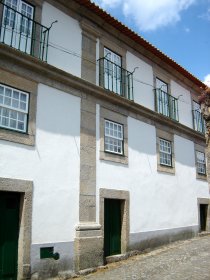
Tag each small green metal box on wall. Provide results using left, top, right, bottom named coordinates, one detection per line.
left=40, top=247, right=60, bottom=260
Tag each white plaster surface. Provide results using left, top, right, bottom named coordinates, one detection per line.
left=126, top=51, right=154, bottom=110
left=96, top=109, right=209, bottom=233
left=171, top=81, right=193, bottom=128
left=0, top=84, right=80, bottom=243
left=42, top=2, right=82, bottom=77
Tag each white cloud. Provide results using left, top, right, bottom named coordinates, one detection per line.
left=93, top=0, right=196, bottom=31
left=184, top=27, right=190, bottom=32
left=204, top=74, right=210, bottom=87
left=199, top=8, right=210, bottom=21
left=93, top=0, right=121, bottom=8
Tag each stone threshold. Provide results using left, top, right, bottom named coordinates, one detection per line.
left=105, top=251, right=139, bottom=264
left=198, top=231, right=210, bottom=237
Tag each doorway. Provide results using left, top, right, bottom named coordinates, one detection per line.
left=200, top=204, right=208, bottom=232
left=104, top=199, right=122, bottom=257
left=0, top=191, right=20, bottom=280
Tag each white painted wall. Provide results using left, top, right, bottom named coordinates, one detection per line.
left=96, top=107, right=209, bottom=233
left=171, top=81, right=193, bottom=128
left=126, top=51, right=154, bottom=110
left=42, top=2, right=82, bottom=77
left=0, top=84, right=80, bottom=244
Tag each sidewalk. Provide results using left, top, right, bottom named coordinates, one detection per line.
left=75, top=235, right=210, bottom=280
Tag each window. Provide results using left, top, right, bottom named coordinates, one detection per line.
left=159, top=138, right=172, bottom=167
left=104, top=120, right=123, bottom=155
left=3, top=0, right=34, bottom=34
left=192, top=101, right=205, bottom=134
left=155, top=78, right=178, bottom=121
left=98, top=44, right=133, bottom=100
left=156, top=78, right=168, bottom=93
left=0, top=84, right=29, bottom=133
left=104, top=48, right=122, bottom=95
left=1, top=0, right=34, bottom=54
left=196, top=151, right=206, bottom=175
left=100, top=107, right=128, bottom=164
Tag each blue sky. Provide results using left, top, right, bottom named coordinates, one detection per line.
left=92, top=0, right=210, bottom=86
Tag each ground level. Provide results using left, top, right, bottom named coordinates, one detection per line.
left=75, top=235, right=210, bottom=280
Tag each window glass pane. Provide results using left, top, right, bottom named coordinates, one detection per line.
left=0, top=86, right=4, bottom=95
left=5, top=88, right=12, bottom=97
left=12, top=99, right=19, bottom=108
left=2, top=108, right=9, bottom=117
left=18, top=112, right=25, bottom=121
left=10, top=119, right=16, bottom=128
left=156, top=78, right=168, bottom=93
left=2, top=117, right=9, bottom=126
left=20, top=101, right=26, bottom=110
left=13, top=90, right=19, bottom=99
left=10, top=110, right=17, bottom=119
left=17, top=121, right=24, bottom=130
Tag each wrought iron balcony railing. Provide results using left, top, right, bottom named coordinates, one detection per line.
left=192, top=110, right=205, bottom=134
left=0, top=1, right=50, bottom=61
left=154, top=89, right=179, bottom=121
left=98, top=57, right=134, bottom=101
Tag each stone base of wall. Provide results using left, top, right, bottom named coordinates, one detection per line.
left=74, top=223, right=104, bottom=272
left=129, top=225, right=199, bottom=252
left=31, top=241, right=74, bottom=279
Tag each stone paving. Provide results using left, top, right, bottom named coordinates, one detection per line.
left=76, top=235, right=210, bottom=280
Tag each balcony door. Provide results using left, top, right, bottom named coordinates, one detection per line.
left=1, top=0, right=34, bottom=54
left=193, top=101, right=205, bottom=133
left=104, top=48, right=122, bottom=95
left=156, top=78, right=169, bottom=117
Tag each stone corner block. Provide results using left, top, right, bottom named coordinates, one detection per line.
left=74, top=235, right=104, bottom=272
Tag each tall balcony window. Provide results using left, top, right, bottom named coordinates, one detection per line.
left=0, top=0, right=50, bottom=61
left=154, top=78, right=179, bottom=121
left=192, top=101, right=205, bottom=134
left=99, top=48, right=133, bottom=101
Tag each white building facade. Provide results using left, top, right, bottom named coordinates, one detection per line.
left=0, top=0, right=209, bottom=279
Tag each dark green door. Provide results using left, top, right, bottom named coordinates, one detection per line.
left=104, top=199, right=121, bottom=257
left=0, top=192, right=20, bottom=280
left=200, top=204, right=208, bottom=232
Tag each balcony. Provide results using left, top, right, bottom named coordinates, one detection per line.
left=98, top=57, right=134, bottom=101
left=0, top=1, right=50, bottom=61
left=154, top=89, right=179, bottom=121
left=193, top=110, right=205, bottom=134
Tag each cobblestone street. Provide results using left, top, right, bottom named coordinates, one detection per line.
left=76, top=235, right=210, bottom=280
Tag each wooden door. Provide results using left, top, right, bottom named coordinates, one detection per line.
left=0, top=192, right=20, bottom=280
left=104, top=199, right=121, bottom=257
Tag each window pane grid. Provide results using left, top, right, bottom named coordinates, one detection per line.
left=196, top=151, right=206, bottom=175
left=105, top=120, right=123, bottom=155
left=0, top=84, right=28, bottom=132
left=159, top=139, right=172, bottom=166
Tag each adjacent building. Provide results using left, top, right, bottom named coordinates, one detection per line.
left=0, top=0, right=209, bottom=279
